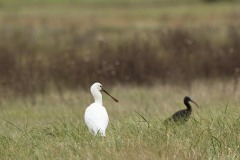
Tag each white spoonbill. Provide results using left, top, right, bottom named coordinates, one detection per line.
left=84, top=82, right=118, bottom=136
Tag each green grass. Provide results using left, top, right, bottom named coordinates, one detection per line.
left=0, top=80, right=240, bottom=159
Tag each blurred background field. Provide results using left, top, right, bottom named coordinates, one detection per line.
left=0, top=0, right=240, bottom=159
left=0, top=0, right=239, bottom=96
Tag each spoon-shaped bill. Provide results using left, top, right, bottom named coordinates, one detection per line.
left=101, top=88, right=119, bottom=102
left=190, top=99, right=199, bottom=108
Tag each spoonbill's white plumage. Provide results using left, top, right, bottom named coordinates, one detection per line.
left=84, top=82, right=118, bottom=136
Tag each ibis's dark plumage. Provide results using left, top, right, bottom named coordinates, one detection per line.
left=164, top=96, right=199, bottom=124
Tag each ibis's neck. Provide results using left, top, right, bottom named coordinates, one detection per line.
left=91, top=89, right=103, bottom=105
left=184, top=101, right=192, bottom=111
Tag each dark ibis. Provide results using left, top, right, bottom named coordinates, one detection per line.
left=164, top=96, right=199, bottom=124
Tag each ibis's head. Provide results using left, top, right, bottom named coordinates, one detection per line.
left=184, top=96, right=199, bottom=108
left=184, top=96, right=191, bottom=102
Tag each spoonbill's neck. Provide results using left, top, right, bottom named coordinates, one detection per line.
left=91, top=89, right=103, bottom=105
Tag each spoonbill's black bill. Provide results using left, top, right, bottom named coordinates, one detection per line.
left=101, top=88, right=119, bottom=102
